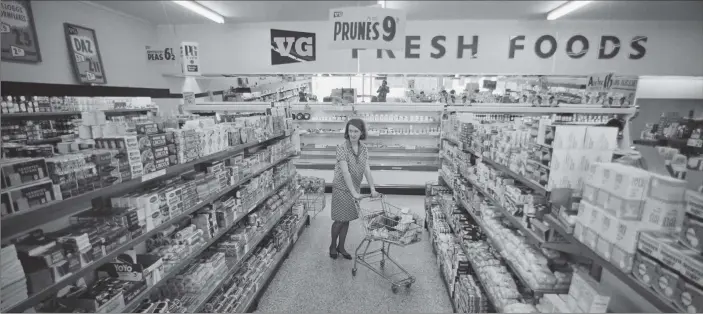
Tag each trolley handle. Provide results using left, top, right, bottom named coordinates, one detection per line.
left=355, top=194, right=384, bottom=205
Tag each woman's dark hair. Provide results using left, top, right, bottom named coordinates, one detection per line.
left=344, top=118, right=367, bottom=140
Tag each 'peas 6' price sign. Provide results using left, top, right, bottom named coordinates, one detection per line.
left=64, top=23, right=107, bottom=84
left=329, top=6, right=405, bottom=50
left=1, top=0, right=42, bottom=63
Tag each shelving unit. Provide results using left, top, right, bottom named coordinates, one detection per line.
left=436, top=104, right=689, bottom=313
left=440, top=171, right=569, bottom=296
left=543, top=215, right=680, bottom=313
left=120, top=174, right=298, bottom=313
left=293, top=103, right=443, bottom=188
left=184, top=192, right=304, bottom=313
left=1, top=108, right=157, bottom=120
left=2, top=150, right=295, bottom=313
left=237, top=213, right=309, bottom=313
left=1, top=133, right=290, bottom=240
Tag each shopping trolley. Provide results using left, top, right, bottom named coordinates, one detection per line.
left=351, top=195, right=424, bottom=293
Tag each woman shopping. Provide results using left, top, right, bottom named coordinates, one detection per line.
left=329, top=118, right=380, bottom=259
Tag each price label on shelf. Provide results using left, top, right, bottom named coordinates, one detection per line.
left=142, top=169, right=166, bottom=182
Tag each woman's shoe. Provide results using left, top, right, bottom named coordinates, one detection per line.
left=337, top=249, right=352, bottom=260
left=329, top=249, right=338, bottom=259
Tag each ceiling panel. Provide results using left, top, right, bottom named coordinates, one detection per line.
left=93, top=1, right=703, bottom=25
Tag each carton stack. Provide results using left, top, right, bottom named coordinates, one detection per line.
left=633, top=190, right=703, bottom=313
left=531, top=125, right=618, bottom=194
left=574, top=162, right=687, bottom=273
left=1, top=245, right=28, bottom=311
left=542, top=269, right=610, bottom=313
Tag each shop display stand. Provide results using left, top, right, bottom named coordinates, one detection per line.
left=2, top=135, right=293, bottom=313
left=429, top=229, right=457, bottom=313
left=293, top=102, right=443, bottom=190
left=120, top=174, right=298, bottom=313
left=238, top=213, right=308, bottom=313
left=543, top=215, right=679, bottom=313
left=1, top=108, right=156, bottom=120
left=436, top=104, right=685, bottom=313
left=439, top=171, right=568, bottom=297
left=1, top=132, right=289, bottom=240
left=183, top=189, right=304, bottom=312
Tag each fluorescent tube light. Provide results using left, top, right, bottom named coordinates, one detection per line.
left=378, top=0, right=386, bottom=8
left=172, top=1, right=224, bottom=24
left=547, top=1, right=592, bottom=20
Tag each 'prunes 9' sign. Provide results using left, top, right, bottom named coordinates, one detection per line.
left=329, top=6, right=406, bottom=51
left=350, top=34, right=648, bottom=60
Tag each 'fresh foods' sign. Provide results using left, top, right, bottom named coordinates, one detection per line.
left=351, top=34, right=648, bottom=60
left=270, top=29, right=316, bottom=65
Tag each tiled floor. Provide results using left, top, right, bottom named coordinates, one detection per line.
left=256, top=194, right=453, bottom=313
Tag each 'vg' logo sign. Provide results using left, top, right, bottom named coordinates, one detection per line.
left=270, top=29, right=316, bottom=65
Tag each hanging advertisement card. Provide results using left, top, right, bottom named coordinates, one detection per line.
left=182, top=92, right=195, bottom=106
left=328, top=6, right=406, bottom=50
left=64, top=23, right=107, bottom=84
left=180, top=42, right=200, bottom=76
left=1, top=0, right=41, bottom=63
left=145, top=46, right=176, bottom=62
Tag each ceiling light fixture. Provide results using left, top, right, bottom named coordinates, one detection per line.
left=172, top=1, right=224, bottom=24
left=378, top=0, right=386, bottom=9
left=546, top=1, right=592, bottom=20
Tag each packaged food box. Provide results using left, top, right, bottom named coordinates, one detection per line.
left=154, top=157, right=171, bottom=171
left=653, top=262, right=681, bottom=302
left=686, top=190, right=703, bottom=219
left=149, top=134, right=167, bottom=148
left=136, top=122, right=160, bottom=135
left=647, top=173, right=687, bottom=202
left=633, top=251, right=659, bottom=286
left=674, top=279, right=703, bottom=313
left=1, top=158, right=49, bottom=189
left=681, top=213, right=703, bottom=253
left=3, top=180, right=62, bottom=214
left=153, top=146, right=169, bottom=160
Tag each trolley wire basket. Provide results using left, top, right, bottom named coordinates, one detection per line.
left=352, top=195, right=424, bottom=293
left=301, top=191, right=326, bottom=218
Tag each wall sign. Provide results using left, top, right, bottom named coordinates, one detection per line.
left=146, top=46, right=176, bottom=62
left=328, top=6, right=406, bottom=50
left=1, top=0, right=41, bottom=63
left=180, top=42, right=200, bottom=76
left=64, top=23, right=107, bottom=84
left=271, top=29, right=316, bottom=65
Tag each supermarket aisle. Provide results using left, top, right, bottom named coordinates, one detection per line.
left=257, top=194, right=453, bottom=313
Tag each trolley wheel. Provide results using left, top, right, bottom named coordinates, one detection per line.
left=405, top=282, right=412, bottom=288
left=351, top=268, right=357, bottom=277
left=391, top=285, right=399, bottom=294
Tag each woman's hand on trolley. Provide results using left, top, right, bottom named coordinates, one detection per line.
left=370, top=188, right=381, bottom=199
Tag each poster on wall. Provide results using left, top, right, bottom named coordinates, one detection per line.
left=64, top=23, right=107, bottom=84
left=146, top=46, right=177, bottom=62
left=180, top=42, right=200, bottom=76
left=328, top=6, right=406, bottom=50
left=1, top=0, right=41, bottom=63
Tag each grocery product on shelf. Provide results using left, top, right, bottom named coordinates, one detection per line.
left=426, top=185, right=490, bottom=313
left=574, top=163, right=687, bottom=273
left=1, top=96, right=156, bottom=114
left=0, top=245, right=29, bottom=312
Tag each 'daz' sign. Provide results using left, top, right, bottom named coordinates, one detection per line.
left=329, top=6, right=405, bottom=51
left=64, top=23, right=106, bottom=84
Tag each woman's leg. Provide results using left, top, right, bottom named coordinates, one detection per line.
left=330, top=221, right=341, bottom=254
left=337, top=221, right=350, bottom=253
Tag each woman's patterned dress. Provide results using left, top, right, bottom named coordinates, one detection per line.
left=330, top=140, right=368, bottom=222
